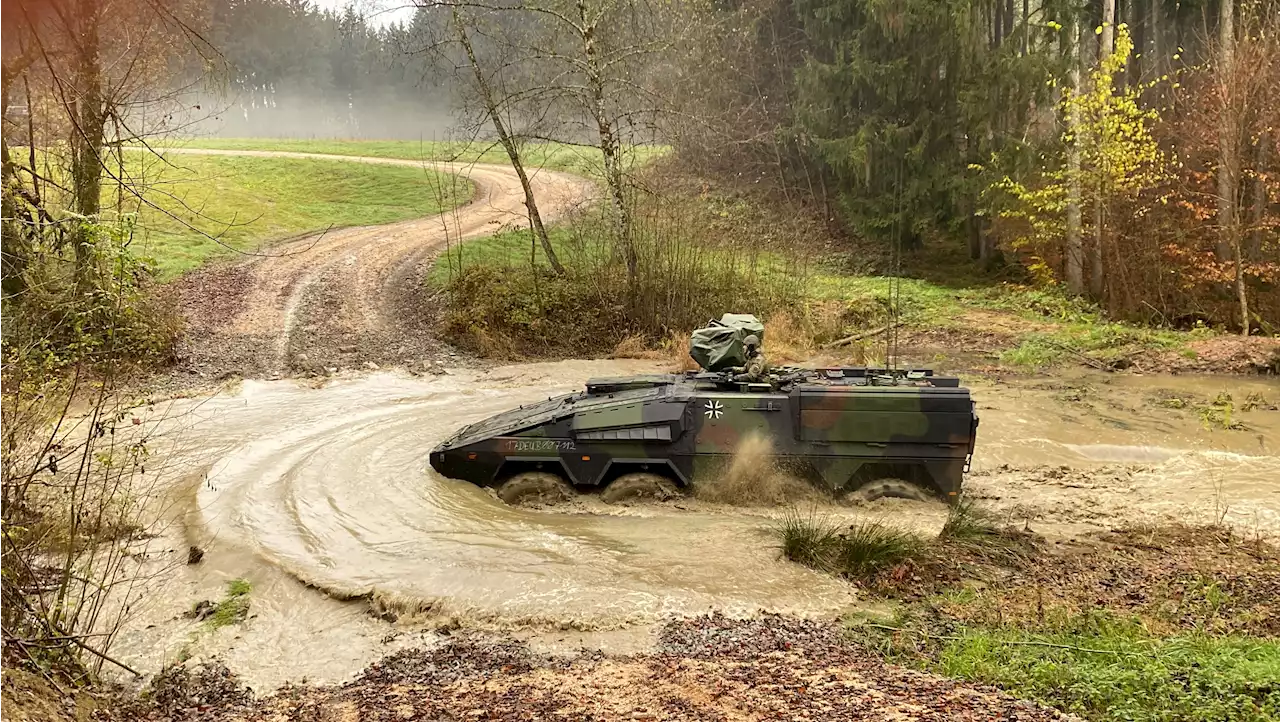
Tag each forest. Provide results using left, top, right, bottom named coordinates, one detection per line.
left=4, top=0, right=1277, bottom=355
left=674, top=0, right=1279, bottom=336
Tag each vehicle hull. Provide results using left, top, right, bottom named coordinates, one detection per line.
left=429, top=369, right=979, bottom=499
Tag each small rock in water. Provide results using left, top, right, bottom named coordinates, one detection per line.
left=325, top=367, right=339, bottom=375
left=364, top=361, right=379, bottom=371
left=187, top=546, right=205, bottom=565
left=185, top=600, right=215, bottom=621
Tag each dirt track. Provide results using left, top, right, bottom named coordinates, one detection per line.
left=166, top=149, right=594, bottom=380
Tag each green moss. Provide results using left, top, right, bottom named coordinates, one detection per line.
left=998, top=323, right=1191, bottom=370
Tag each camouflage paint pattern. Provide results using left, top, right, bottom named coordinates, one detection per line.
left=428, top=369, right=979, bottom=500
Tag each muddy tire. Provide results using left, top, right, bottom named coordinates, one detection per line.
left=845, top=478, right=937, bottom=504
left=497, top=472, right=574, bottom=506
left=600, top=473, right=679, bottom=504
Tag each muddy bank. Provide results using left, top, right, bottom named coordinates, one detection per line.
left=118, top=615, right=1070, bottom=722
left=97, top=359, right=1279, bottom=694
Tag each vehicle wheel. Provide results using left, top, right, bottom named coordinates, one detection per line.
left=497, top=472, right=574, bottom=506
left=844, top=478, right=937, bottom=504
left=600, top=473, right=679, bottom=504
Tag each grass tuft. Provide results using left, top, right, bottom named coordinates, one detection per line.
left=940, top=498, right=1039, bottom=566
left=774, top=510, right=845, bottom=572
left=833, top=521, right=928, bottom=578
left=773, top=510, right=925, bottom=579
left=206, top=579, right=252, bottom=629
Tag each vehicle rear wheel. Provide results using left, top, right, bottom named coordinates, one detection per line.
left=844, top=478, right=937, bottom=504
left=497, top=472, right=574, bottom=506
left=600, top=473, right=679, bottom=504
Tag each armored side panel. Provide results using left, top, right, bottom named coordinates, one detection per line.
left=429, top=366, right=979, bottom=502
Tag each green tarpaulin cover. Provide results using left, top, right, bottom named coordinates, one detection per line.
left=689, top=313, right=765, bottom=371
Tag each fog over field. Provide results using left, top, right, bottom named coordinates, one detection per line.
left=169, top=0, right=464, bottom=141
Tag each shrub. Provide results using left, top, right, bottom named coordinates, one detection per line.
left=436, top=188, right=809, bottom=358
left=2, top=219, right=180, bottom=376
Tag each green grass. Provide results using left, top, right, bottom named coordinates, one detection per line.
left=204, top=579, right=252, bottom=629
left=862, top=611, right=1280, bottom=722
left=428, top=225, right=574, bottom=288
left=998, top=323, right=1193, bottom=368
left=805, top=268, right=1207, bottom=367
left=117, top=152, right=471, bottom=279
left=773, top=510, right=926, bottom=579
left=173, top=137, right=670, bottom=179
left=434, top=227, right=1208, bottom=367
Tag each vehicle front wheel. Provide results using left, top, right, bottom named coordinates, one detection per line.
left=496, top=471, right=575, bottom=506
left=844, top=478, right=937, bottom=504
left=600, top=472, right=679, bottom=504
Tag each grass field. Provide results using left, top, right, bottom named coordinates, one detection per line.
left=173, top=137, right=669, bottom=179
left=115, top=151, right=470, bottom=279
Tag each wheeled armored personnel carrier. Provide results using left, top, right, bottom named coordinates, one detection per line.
left=429, top=315, right=979, bottom=505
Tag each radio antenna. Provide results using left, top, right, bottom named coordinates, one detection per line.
left=884, top=156, right=905, bottom=372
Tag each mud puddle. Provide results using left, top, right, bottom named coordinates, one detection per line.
left=109, top=362, right=1279, bottom=690
left=966, top=372, right=1279, bottom=532
left=112, top=360, right=855, bottom=689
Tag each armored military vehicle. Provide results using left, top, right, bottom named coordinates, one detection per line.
left=430, top=315, right=979, bottom=505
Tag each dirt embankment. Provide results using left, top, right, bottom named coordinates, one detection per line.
left=163, top=149, right=594, bottom=382
left=115, top=615, right=1069, bottom=722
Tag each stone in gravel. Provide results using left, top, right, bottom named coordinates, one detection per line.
left=364, top=361, right=379, bottom=371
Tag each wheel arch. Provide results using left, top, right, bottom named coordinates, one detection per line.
left=845, top=460, right=962, bottom=501
left=597, top=458, right=689, bottom=488
left=495, top=457, right=575, bottom=485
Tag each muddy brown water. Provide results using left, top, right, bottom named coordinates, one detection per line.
left=109, top=362, right=1279, bottom=690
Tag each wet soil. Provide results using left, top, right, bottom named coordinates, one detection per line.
left=937, top=524, right=1280, bottom=637
left=116, top=616, right=1070, bottom=722
left=97, top=360, right=1280, bottom=695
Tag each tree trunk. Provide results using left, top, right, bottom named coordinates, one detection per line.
left=993, top=0, right=1003, bottom=48
left=1249, top=131, right=1268, bottom=259
left=578, top=0, right=636, bottom=293
left=451, top=9, right=565, bottom=276
left=1090, top=0, right=1116, bottom=300
left=1100, top=0, right=1115, bottom=61
left=1215, top=0, right=1246, bottom=334
left=70, top=0, right=105, bottom=287
left=1216, top=0, right=1239, bottom=263
left=1235, top=243, right=1249, bottom=336
left=1146, top=0, right=1161, bottom=105
left=1005, top=0, right=1016, bottom=49
left=1022, top=0, right=1029, bottom=55
left=1129, top=0, right=1144, bottom=88
left=1065, top=16, right=1084, bottom=296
